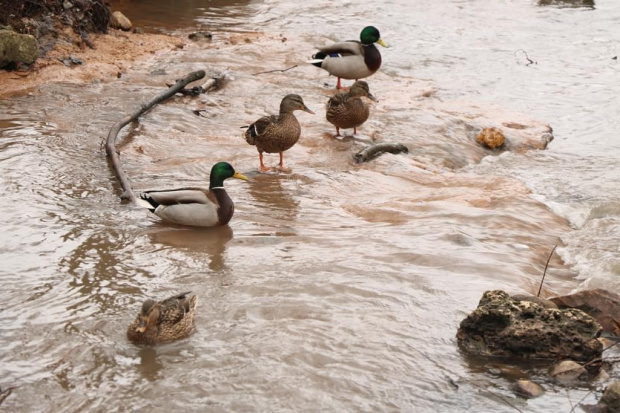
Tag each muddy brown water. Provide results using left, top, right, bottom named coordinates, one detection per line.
left=2, top=0, right=620, bottom=411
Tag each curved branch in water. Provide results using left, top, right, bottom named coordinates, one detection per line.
left=105, top=70, right=206, bottom=204
left=353, top=142, right=409, bottom=163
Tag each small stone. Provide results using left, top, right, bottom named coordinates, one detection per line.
left=513, top=379, right=545, bottom=399
left=595, top=369, right=610, bottom=383
left=602, top=381, right=620, bottom=411
left=476, top=127, right=505, bottom=149
left=150, top=69, right=166, bottom=76
left=63, top=1, right=73, bottom=9
left=550, top=360, right=587, bottom=384
left=109, top=11, right=132, bottom=31
left=133, top=27, right=144, bottom=34
left=188, top=31, right=213, bottom=41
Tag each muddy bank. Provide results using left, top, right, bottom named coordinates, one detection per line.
left=0, top=30, right=183, bottom=98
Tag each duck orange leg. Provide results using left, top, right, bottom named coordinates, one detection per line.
left=277, top=152, right=291, bottom=172
left=353, top=127, right=357, bottom=134
left=259, top=151, right=270, bottom=172
left=336, top=77, right=343, bottom=90
left=335, top=126, right=341, bottom=137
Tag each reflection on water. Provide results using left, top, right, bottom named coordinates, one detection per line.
left=137, top=347, right=164, bottom=382
left=144, top=225, right=233, bottom=271
left=107, top=0, right=258, bottom=32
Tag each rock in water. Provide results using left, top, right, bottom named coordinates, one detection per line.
left=457, top=290, right=603, bottom=362
left=513, top=379, right=545, bottom=399
left=109, top=11, right=132, bottom=31
left=0, top=30, right=38, bottom=68
left=601, top=381, right=620, bottom=411
left=476, top=127, right=505, bottom=149
left=550, top=360, right=587, bottom=384
left=550, top=289, right=620, bottom=336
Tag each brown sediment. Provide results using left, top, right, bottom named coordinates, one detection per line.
left=0, top=30, right=184, bottom=99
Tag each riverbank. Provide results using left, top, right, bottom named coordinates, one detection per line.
left=0, top=29, right=184, bottom=99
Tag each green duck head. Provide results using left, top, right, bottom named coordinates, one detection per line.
left=360, top=26, right=387, bottom=47
left=210, top=162, right=248, bottom=189
left=349, top=81, right=378, bottom=101
left=280, top=94, right=315, bottom=115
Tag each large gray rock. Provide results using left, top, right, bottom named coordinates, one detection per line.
left=0, top=30, right=38, bottom=68
left=457, top=290, right=603, bottom=362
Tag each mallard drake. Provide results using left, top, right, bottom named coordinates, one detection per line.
left=127, top=291, right=197, bottom=345
left=326, top=80, right=377, bottom=136
left=138, top=162, right=248, bottom=227
left=309, top=26, right=387, bottom=89
left=243, top=94, right=314, bottom=172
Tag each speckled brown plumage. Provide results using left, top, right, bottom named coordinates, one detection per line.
left=244, top=94, right=314, bottom=172
left=326, top=80, right=376, bottom=136
left=127, top=292, right=197, bottom=345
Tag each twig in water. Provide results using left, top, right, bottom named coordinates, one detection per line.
left=105, top=70, right=206, bottom=204
left=566, top=388, right=575, bottom=412
left=0, top=386, right=16, bottom=406
left=569, top=389, right=596, bottom=413
left=409, top=347, right=524, bottom=413
left=514, top=49, right=537, bottom=66
left=353, top=142, right=409, bottom=163
left=253, top=65, right=298, bottom=75
left=537, top=245, right=557, bottom=297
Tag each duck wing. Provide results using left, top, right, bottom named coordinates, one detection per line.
left=245, top=115, right=279, bottom=143
left=317, top=40, right=363, bottom=57
left=141, top=188, right=212, bottom=206
left=159, top=291, right=195, bottom=325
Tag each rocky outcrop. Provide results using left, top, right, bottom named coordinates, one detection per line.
left=551, top=289, right=620, bottom=336
left=457, top=290, right=603, bottom=362
left=109, top=11, right=132, bottom=31
left=0, top=30, right=38, bottom=68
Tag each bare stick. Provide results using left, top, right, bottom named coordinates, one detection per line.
left=569, top=389, right=595, bottom=413
left=353, top=142, right=409, bottom=163
left=253, top=65, right=298, bottom=75
left=537, top=245, right=557, bottom=297
left=410, top=348, right=524, bottom=413
left=105, top=70, right=206, bottom=204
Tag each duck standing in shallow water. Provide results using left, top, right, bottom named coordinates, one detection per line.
left=326, top=80, right=377, bottom=136
left=309, top=26, right=387, bottom=90
left=138, top=162, right=248, bottom=227
left=243, top=94, right=314, bottom=173
left=127, top=292, right=197, bottom=345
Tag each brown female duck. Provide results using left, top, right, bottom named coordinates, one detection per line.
left=127, top=291, right=197, bottom=345
left=326, top=80, right=377, bottom=136
left=243, top=94, right=314, bottom=172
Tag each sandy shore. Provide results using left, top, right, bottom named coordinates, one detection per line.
left=0, top=29, right=185, bottom=99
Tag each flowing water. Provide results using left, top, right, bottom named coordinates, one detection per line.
left=2, top=0, right=620, bottom=411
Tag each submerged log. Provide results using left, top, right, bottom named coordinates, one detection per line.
left=353, top=142, right=408, bottom=163
left=105, top=70, right=206, bottom=204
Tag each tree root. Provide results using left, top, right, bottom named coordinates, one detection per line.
left=353, top=142, right=409, bottom=163
left=105, top=70, right=206, bottom=204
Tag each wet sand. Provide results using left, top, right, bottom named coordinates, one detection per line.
left=0, top=29, right=184, bottom=99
